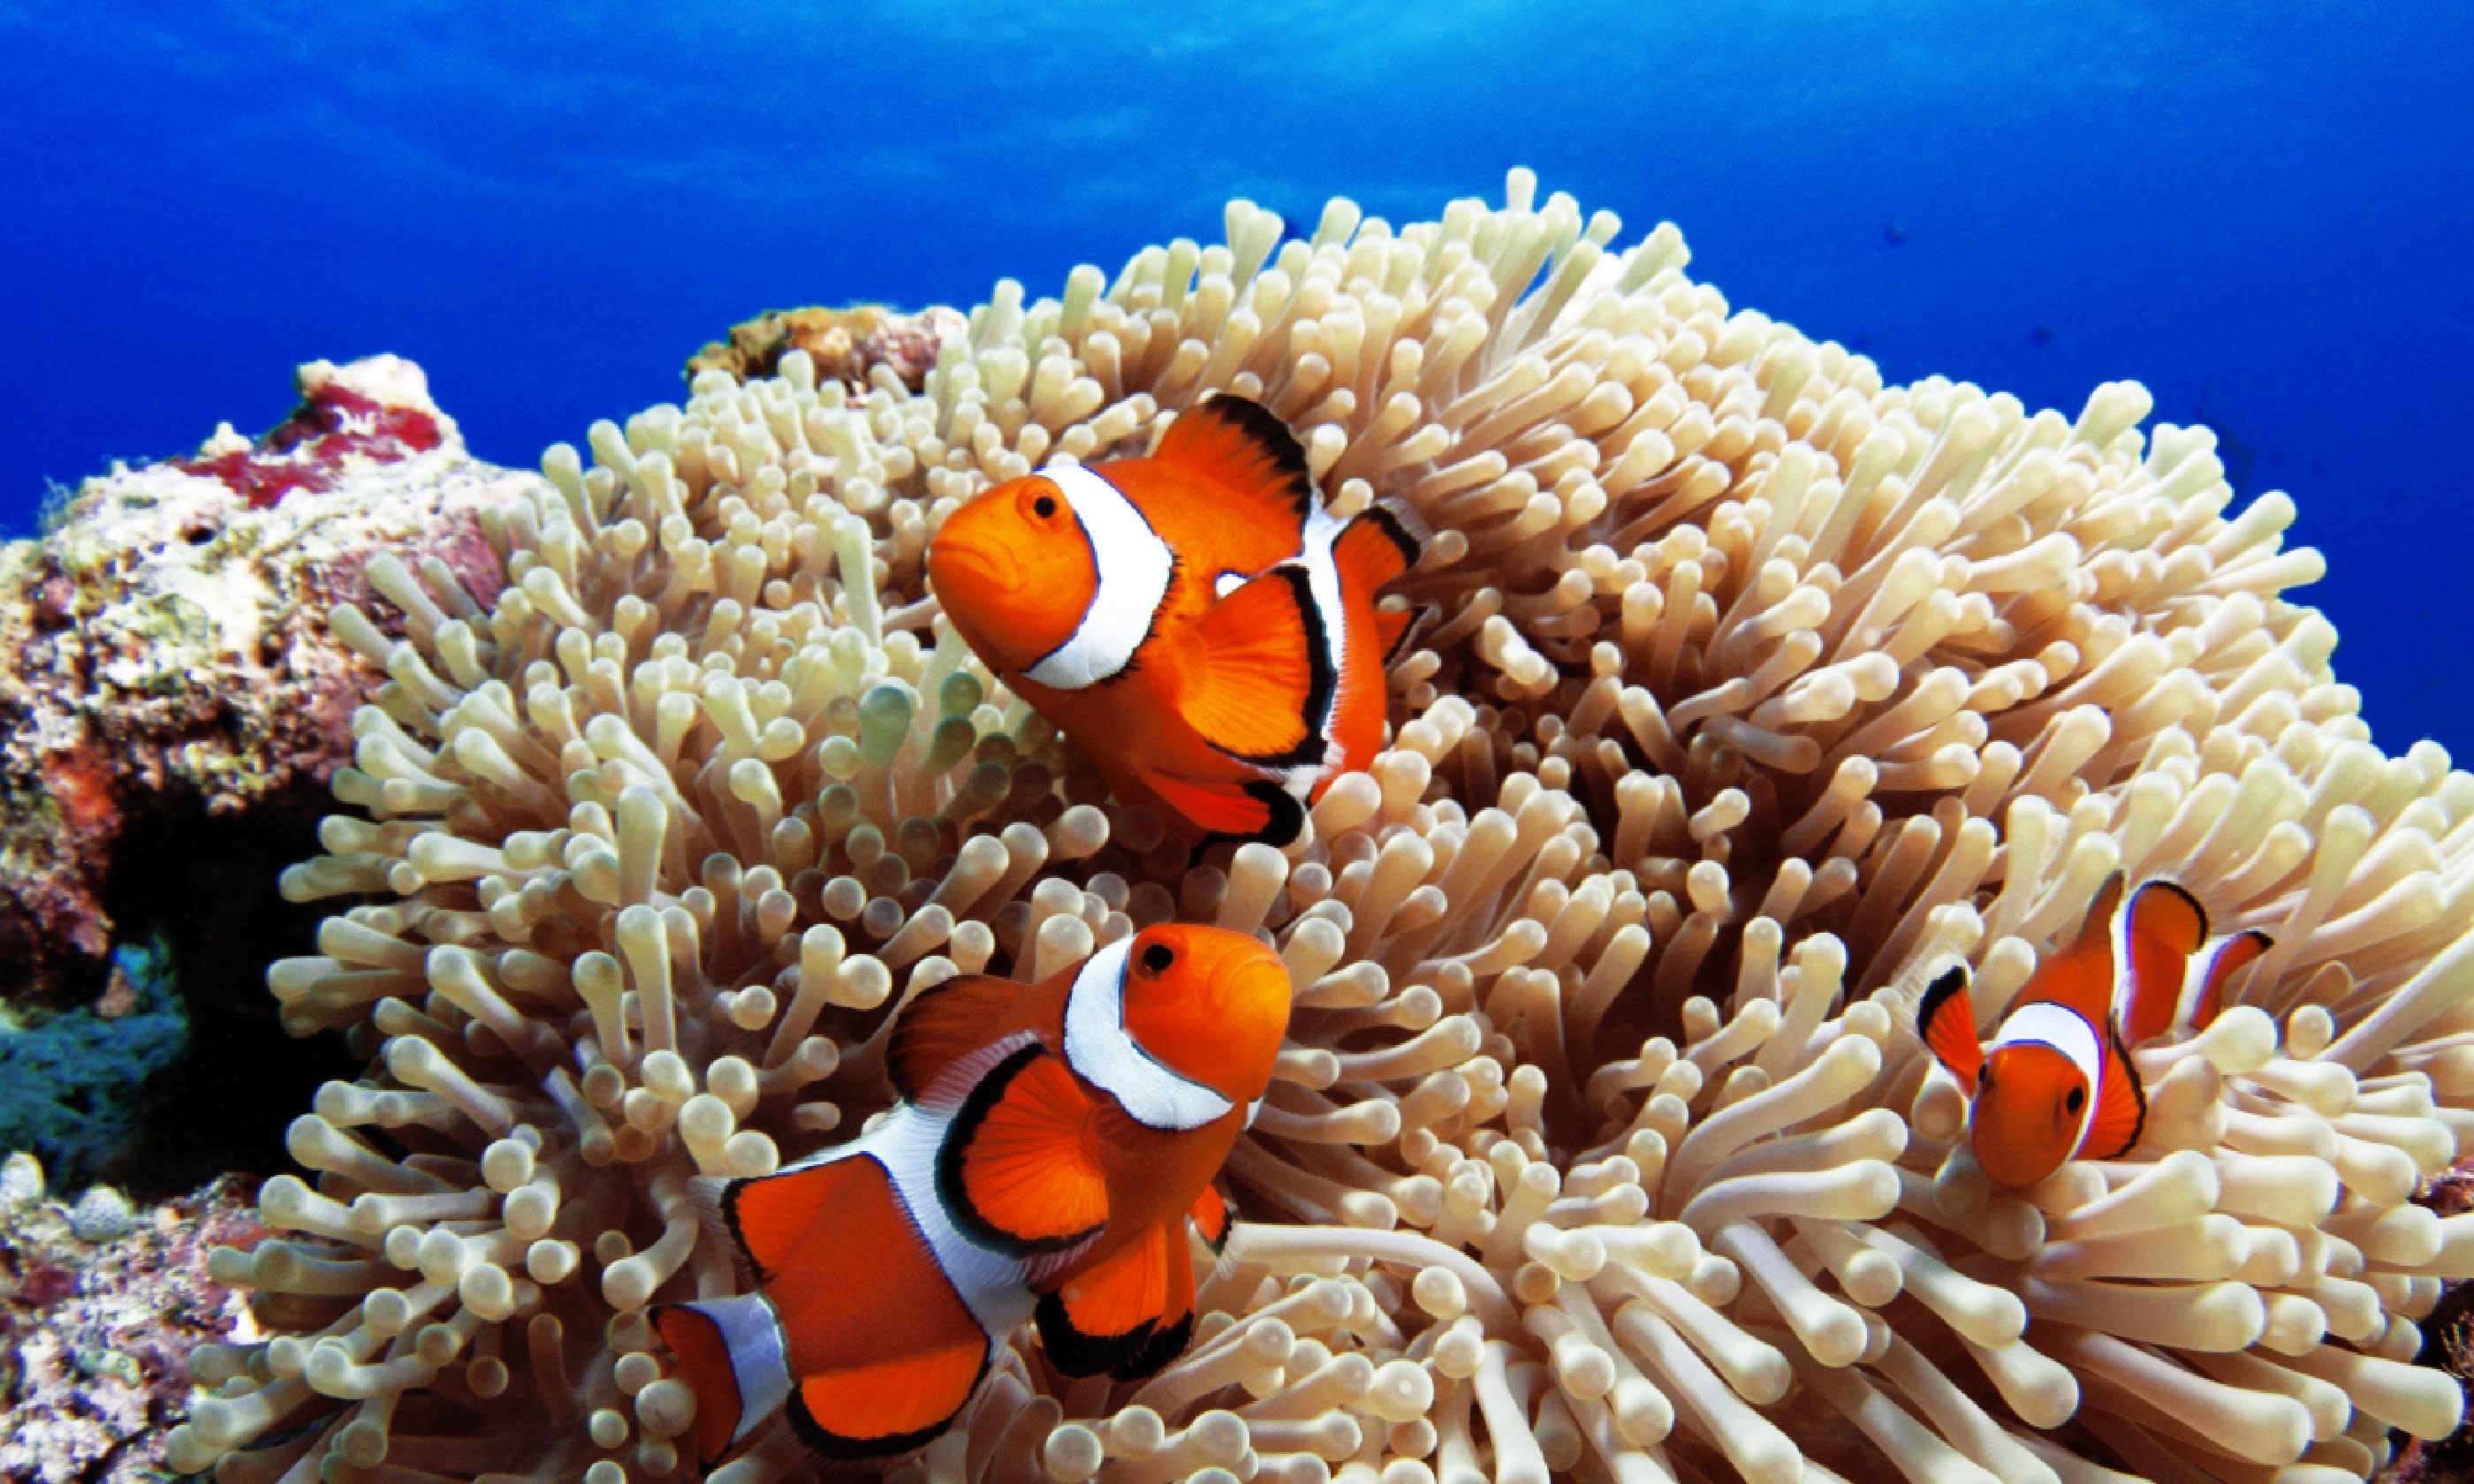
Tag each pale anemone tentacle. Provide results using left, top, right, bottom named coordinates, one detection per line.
left=184, top=170, right=2474, bottom=1484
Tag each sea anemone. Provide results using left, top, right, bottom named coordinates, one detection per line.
left=175, top=170, right=2474, bottom=1484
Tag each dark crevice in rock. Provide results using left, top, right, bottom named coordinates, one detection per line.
left=95, top=784, right=360, bottom=1199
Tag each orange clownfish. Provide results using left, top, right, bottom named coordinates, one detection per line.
left=653, top=924, right=1291, bottom=1466
left=1917, top=873, right=2272, bottom=1188
left=926, top=393, right=1421, bottom=846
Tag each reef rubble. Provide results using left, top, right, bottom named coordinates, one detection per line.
left=0, top=1152, right=261, bottom=1484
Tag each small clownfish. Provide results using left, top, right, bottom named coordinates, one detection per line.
left=652, top=924, right=1291, bottom=1467
left=1918, top=874, right=2278, bottom=1188
left=925, top=394, right=1422, bottom=846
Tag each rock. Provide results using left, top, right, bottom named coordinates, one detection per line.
left=0, top=355, right=540, bottom=1186
left=0, top=1175, right=259, bottom=1484
left=685, top=302, right=965, bottom=390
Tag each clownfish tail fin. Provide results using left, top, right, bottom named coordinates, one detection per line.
left=654, top=1293, right=790, bottom=1472
left=1916, top=963, right=1984, bottom=1096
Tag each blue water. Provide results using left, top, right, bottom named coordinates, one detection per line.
left=4, top=2, right=2466, bottom=748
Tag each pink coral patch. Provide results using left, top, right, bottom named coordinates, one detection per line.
left=173, top=381, right=444, bottom=510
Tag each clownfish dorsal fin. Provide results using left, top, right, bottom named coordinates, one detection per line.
left=936, top=1043, right=1111, bottom=1256
left=1916, top=964, right=1984, bottom=1096
left=715, top=1157, right=880, bottom=1283
left=887, top=973, right=1031, bottom=1106
left=2192, top=929, right=2273, bottom=1033
left=1188, top=1185, right=1233, bottom=1255
left=1373, top=602, right=1420, bottom=662
left=2119, top=879, right=2210, bottom=1047
left=1035, top=1220, right=1196, bottom=1382
left=2081, top=1020, right=2147, bottom=1160
left=2076, top=870, right=2129, bottom=956
left=1149, top=393, right=1316, bottom=532
left=1181, top=566, right=1331, bottom=767
left=1332, top=504, right=1422, bottom=599
left=2030, top=869, right=2129, bottom=1027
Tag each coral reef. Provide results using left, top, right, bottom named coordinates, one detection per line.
left=687, top=306, right=970, bottom=393
left=0, top=356, right=530, bottom=1006
left=177, top=173, right=2474, bottom=1484
left=0, top=1154, right=262, bottom=1484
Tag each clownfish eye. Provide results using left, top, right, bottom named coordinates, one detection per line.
left=1140, top=943, right=1175, bottom=974
left=1033, top=493, right=1059, bottom=519
left=2064, top=1084, right=2086, bottom=1114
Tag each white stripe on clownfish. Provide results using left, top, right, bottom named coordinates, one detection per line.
left=1023, top=464, right=1174, bottom=691
left=1264, top=503, right=1352, bottom=804
left=1062, top=938, right=1236, bottom=1132
left=770, top=1056, right=1042, bottom=1330
left=667, top=1290, right=790, bottom=1452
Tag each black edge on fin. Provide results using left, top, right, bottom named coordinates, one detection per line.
left=2086, top=1018, right=2149, bottom=1161
left=1197, top=392, right=1315, bottom=520
left=782, top=1349, right=992, bottom=1463
left=1361, top=501, right=1423, bottom=569
left=1034, top=1288, right=1182, bottom=1382
left=1916, top=964, right=1970, bottom=1040
left=1210, top=778, right=1308, bottom=851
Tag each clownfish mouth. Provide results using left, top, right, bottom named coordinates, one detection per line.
left=926, top=535, right=1022, bottom=599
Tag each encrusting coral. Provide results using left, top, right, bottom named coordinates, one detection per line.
left=176, top=170, right=2474, bottom=1484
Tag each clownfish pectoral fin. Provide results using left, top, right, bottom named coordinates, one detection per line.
left=1140, top=771, right=1308, bottom=847
left=937, top=1043, right=1111, bottom=1255
left=790, top=1341, right=990, bottom=1462
left=1182, top=566, right=1329, bottom=766
left=2082, top=1024, right=2148, bottom=1161
left=1150, top=393, right=1316, bottom=532
left=1188, top=1185, right=1233, bottom=1255
left=2119, top=880, right=2210, bottom=1047
left=1035, top=1221, right=1197, bottom=1382
left=2191, top=929, right=2273, bottom=1033
left=1916, top=964, right=1984, bottom=1096
left=887, top=973, right=1032, bottom=1106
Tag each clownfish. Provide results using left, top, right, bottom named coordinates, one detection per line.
left=1917, top=873, right=2273, bottom=1188
left=926, top=394, right=1421, bottom=846
left=653, top=924, right=1291, bottom=1466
